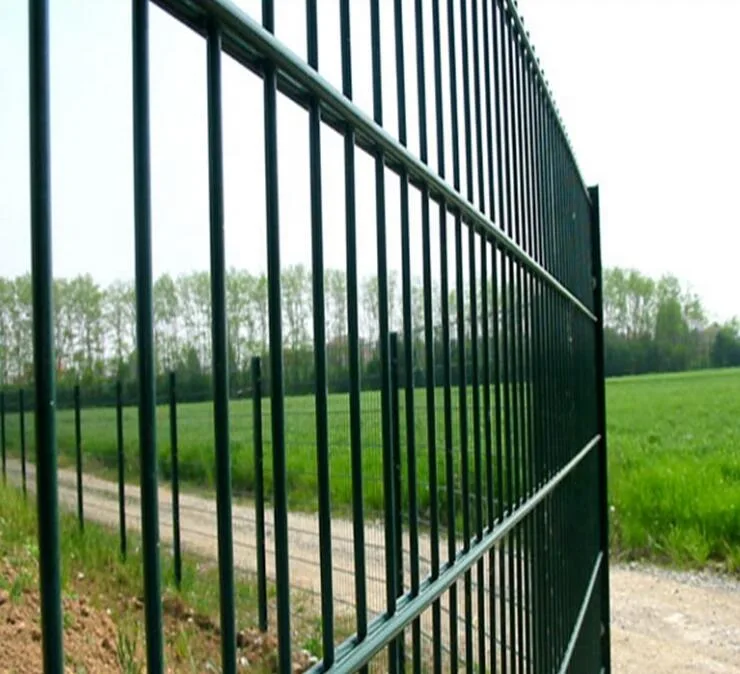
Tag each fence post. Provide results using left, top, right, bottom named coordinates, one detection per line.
left=169, top=371, right=181, bottom=589
left=116, top=380, right=127, bottom=559
left=1, top=390, right=6, bottom=484
left=19, top=388, right=26, bottom=498
left=251, top=356, right=267, bottom=632
left=389, top=332, right=404, bottom=670
left=589, top=185, right=611, bottom=673
left=74, top=383, right=84, bottom=530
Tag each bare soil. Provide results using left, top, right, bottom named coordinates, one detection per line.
left=0, top=566, right=120, bottom=673
left=5, top=459, right=740, bottom=672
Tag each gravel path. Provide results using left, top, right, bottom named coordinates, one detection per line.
left=5, top=459, right=740, bottom=672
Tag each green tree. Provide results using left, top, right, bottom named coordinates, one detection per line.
left=712, top=320, right=740, bottom=367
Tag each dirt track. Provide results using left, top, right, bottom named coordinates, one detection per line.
left=5, top=459, right=740, bottom=672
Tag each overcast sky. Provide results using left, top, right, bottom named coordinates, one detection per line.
left=1, top=0, right=738, bottom=323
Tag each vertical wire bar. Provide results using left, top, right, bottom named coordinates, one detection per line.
left=548, top=107, right=562, bottom=665
left=526, top=65, right=543, bottom=674
left=261, top=1, right=292, bottom=669
left=539, top=85, right=554, bottom=674
left=497, top=5, right=517, bottom=672
left=557, top=117, right=570, bottom=666
left=519, top=52, right=535, bottom=674
left=521, top=62, right=535, bottom=674
left=19, top=388, right=26, bottom=497
left=338, top=0, right=369, bottom=657
left=369, top=4, right=399, bottom=670
left=449, top=0, right=474, bottom=668
left=393, top=1, right=422, bottom=668
left=460, top=0, right=475, bottom=210
left=169, top=371, right=182, bottom=589
left=551, top=120, right=562, bottom=672
left=512, top=36, right=530, bottom=674
left=524, top=60, right=542, bottom=674
left=305, top=1, right=335, bottom=663
left=468, top=225, right=484, bottom=674
left=589, top=185, right=611, bottom=673
left=440, top=210, right=459, bottom=674
left=481, top=2, right=498, bottom=667
left=390, top=332, right=405, bottom=671
left=28, top=0, right=64, bottom=664
left=471, top=0, right=487, bottom=218
left=507, top=26, right=525, bottom=674
left=470, top=1, right=488, bottom=669
left=481, top=236, right=493, bottom=671
left=490, top=240, right=504, bottom=674
left=131, top=1, right=164, bottom=668
left=454, top=217, right=471, bottom=672
left=116, top=379, right=127, bottom=559
left=0, top=391, right=5, bottom=484
left=512, top=29, right=528, bottom=674
left=540, top=96, right=554, bottom=674
left=251, top=357, right=268, bottom=632
left=553, top=121, right=567, bottom=664
left=491, top=3, right=508, bottom=670
left=74, top=382, right=83, bottom=530
left=414, top=2, right=442, bottom=670
left=432, top=1, right=458, bottom=668
left=206, top=24, right=237, bottom=673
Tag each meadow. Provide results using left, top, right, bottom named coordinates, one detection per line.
left=606, top=367, right=740, bottom=569
left=2, top=367, right=739, bottom=570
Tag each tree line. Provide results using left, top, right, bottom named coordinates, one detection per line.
left=0, top=266, right=737, bottom=402
left=0, top=267, right=420, bottom=402
left=602, top=267, right=739, bottom=376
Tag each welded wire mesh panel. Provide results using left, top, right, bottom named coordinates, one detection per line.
left=16, top=0, right=609, bottom=672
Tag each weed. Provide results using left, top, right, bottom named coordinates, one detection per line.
left=115, top=621, right=144, bottom=674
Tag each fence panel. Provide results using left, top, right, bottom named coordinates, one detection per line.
left=15, top=0, right=609, bottom=672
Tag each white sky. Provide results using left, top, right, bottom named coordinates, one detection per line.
left=1, top=0, right=738, bottom=323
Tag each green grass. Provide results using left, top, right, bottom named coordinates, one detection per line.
left=607, top=367, right=740, bottom=570
left=2, top=367, right=739, bottom=570
left=0, top=481, right=327, bottom=671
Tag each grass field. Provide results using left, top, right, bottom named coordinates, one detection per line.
left=606, top=367, right=740, bottom=570
left=2, top=386, right=502, bottom=521
left=2, top=367, right=739, bottom=570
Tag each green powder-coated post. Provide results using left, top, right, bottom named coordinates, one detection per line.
left=74, top=383, right=83, bottom=531
left=590, top=185, right=612, bottom=673
left=116, top=380, right=127, bottom=559
left=169, top=371, right=182, bottom=589
left=1, top=391, right=6, bottom=484
left=19, top=388, right=27, bottom=498
left=251, top=357, right=268, bottom=632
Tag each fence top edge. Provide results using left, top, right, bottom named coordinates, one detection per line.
left=153, top=0, right=597, bottom=322
left=503, top=0, right=592, bottom=201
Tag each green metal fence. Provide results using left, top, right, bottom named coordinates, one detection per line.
left=17, top=0, right=610, bottom=671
